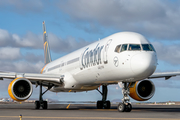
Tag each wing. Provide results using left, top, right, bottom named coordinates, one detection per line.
left=148, top=72, right=180, bottom=80
left=0, top=72, right=64, bottom=86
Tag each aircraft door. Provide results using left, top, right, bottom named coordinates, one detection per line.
left=103, top=39, right=112, bottom=64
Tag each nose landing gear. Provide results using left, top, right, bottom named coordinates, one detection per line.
left=117, top=82, right=132, bottom=112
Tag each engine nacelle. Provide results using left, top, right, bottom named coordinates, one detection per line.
left=129, top=80, right=155, bottom=101
left=8, top=78, right=33, bottom=101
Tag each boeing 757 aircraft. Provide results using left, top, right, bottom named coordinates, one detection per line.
left=1, top=21, right=180, bottom=112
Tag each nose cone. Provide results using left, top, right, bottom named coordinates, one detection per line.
left=131, top=52, right=157, bottom=78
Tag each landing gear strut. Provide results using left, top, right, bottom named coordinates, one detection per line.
left=35, top=83, right=53, bottom=109
left=96, top=85, right=111, bottom=109
left=117, top=82, right=132, bottom=112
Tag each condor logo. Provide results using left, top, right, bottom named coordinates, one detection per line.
left=81, top=43, right=104, bottom=68
left=113, top=56, right=119, bottom=67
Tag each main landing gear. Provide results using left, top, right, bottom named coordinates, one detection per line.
left=117, top=82, right=132, bottom=112
left=35, top=83, right=53, bottom=109
left=96, top=85, right=111, bottom=109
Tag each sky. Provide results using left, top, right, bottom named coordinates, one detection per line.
left=1, top=0, right=180, bottom=102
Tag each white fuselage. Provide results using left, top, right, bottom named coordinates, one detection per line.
left=41, top=32, right=157, bottom=92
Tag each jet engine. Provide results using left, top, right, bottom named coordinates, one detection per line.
left=8, top=78, right=33, bottom=101
left=129, top=80, right=155, bottom=101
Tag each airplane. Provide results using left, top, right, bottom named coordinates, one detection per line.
left=1, top=21, right=180, bottom=112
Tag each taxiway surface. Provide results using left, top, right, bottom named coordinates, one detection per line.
left=0, top=103, right=180, bottom=120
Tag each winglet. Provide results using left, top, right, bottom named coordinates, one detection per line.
left=43, top=21, right=52, bottom=64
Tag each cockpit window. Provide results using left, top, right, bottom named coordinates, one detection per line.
left=142, top=44, right=155, bottom=51
left=150, top=44, right=156, bottom=52
left=115, top=44, right=155, bottom=53
left=142, top=44, right=152, bottom=51
left=114, top=45, right=121, bottom=53
left=120, top=44, right=128, bottom=52
left=128, top=44, right=141, bottom=51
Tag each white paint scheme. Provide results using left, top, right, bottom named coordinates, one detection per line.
left=41, top=32, right=157, bottom=92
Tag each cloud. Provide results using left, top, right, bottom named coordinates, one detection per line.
left=152, top=42, right=180, bottom=65
left=12, top=32, right=43, bottom=49
left=0, top=60, right=44, bottom=73
left=74, top=23, right=103, bottom=34
left=0, top=29, right=12, bottom=46
left=0, top=29, right=43, bottom=49
left=0, top=47, right=44, bottom=73
left=0, top=28, right=90, bottom=53
left=58, top=0, right=180, bottom=40
left=48, top=33, right=91, bottom=53
left=0, top=0, right=44, bottom=13
left=0, top=48, right=44, bottom=73
left=1, top=0, right=180, bottom=40
left=0, top=47, right=21, bottom=60
left=24, top=52, right=43, bottom=63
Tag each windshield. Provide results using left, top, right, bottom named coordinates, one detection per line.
left=115, top=45, right=121, bottom=53
left=121, top=44, right=128, bottom=52
left=142, top=44, right=155, bottom=51
left=114, top=43, right=155, bottom=53
left=128, top=44, right=141, bottom=51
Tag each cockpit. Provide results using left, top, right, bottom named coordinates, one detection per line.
left=114, top=44, right=155, bottom=53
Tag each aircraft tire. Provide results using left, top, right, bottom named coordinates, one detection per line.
left=104, top=101, right=111, bottom=109
left=35, top=101, right=40, bottom=109
left=117, top=103, right=125, bottom=112
left=97, top=101, right=103, bottom=109
left=42, top=101, right=48, bottom=109
left=125, top=103, right=132, bottom=112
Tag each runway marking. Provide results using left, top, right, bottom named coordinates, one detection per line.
left=0, top=116, right=179, bottom=120
left=66, top=104, right=71, bottom=109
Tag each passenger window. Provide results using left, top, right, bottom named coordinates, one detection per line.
left=120, top=44, right=128, bottom=52
left=115, top=45, right=121, bottom=53
left=129, top=44, right=141, bottom=51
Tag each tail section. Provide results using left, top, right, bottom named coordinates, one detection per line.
left=43, top=21, right=52, bottom=64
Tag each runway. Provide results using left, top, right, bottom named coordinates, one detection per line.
left=0, top=103, right=180, bottom=120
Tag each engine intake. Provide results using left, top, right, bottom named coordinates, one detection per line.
left=129, top=80, right=155, bottom=101
left=8, top=78, right=33, bottom=101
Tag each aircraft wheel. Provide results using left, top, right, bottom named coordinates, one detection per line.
left=125, top=103, right=132, bottom=112
left=42, top=101, right=48, bottom=109
left=104, top=101, right=111, bottom=109
left=117, top=103, right=125, bottom=112
left=97, top=101, right=103, bottom=109
left=35, top=101, right=40, bottom=109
